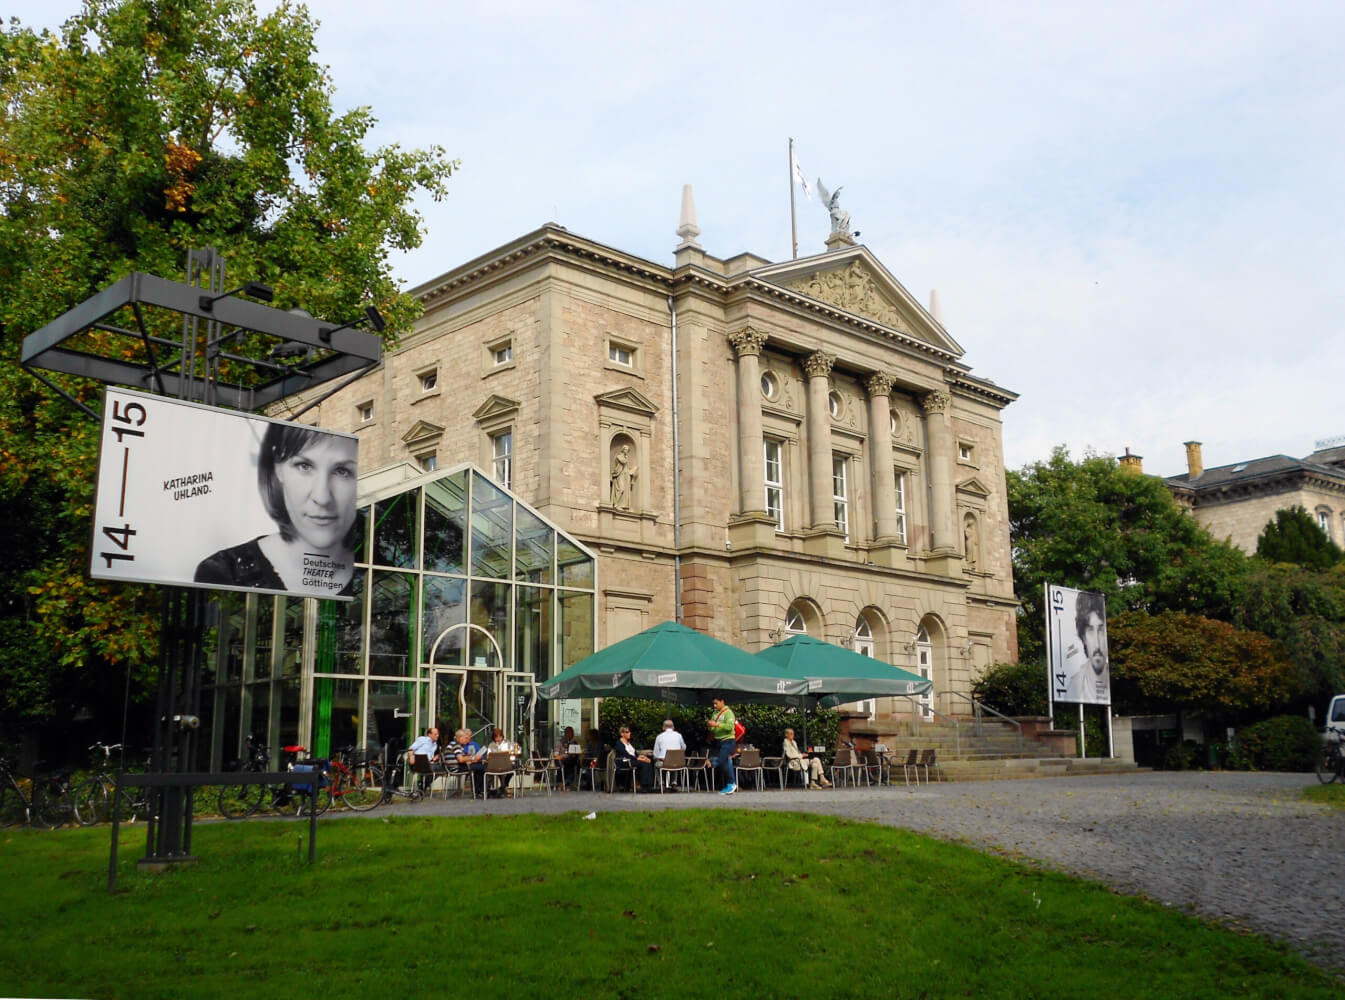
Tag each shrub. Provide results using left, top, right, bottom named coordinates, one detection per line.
left=971, top=661, right=1048, bottom=717
left=1232, top=715, right=1320, bottom=772
left=596, top=699, right=838, bottom=755
left=1162, top=740, right=1202, bottom=771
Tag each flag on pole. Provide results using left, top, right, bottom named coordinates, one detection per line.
left=791, top=151, right=811, bottom=199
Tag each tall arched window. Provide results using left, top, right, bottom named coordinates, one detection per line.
left=915, top=626, right=933, bottom=720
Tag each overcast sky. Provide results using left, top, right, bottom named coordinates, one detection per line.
left=11, top=1, right=1345, bottom=477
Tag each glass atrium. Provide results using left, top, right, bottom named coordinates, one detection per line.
left=201, top=464, right=597, bottom=767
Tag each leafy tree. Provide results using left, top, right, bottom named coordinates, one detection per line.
left=0, top=0, right=456, bottom=746
left=1255, top=506, right=1342, bottom=569
left=1229, top=561, right=1345, bottom=712
left=1008, top=447, right=1247, bottom=663
left=1107, top=611, right=1298, bottom=723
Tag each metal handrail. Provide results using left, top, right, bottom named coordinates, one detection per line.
left=940, top=691, right=1023, bottom=751
left=898, top=696, right=960, bottom=756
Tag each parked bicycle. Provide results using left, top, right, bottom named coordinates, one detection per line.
left=73, top=742, right=152, bottom=826
left=1316, top=737, right=1344, bottom=784
left=324, top=746, right=383, bottom=812
left=377, top=751, right=424, bottom=805
left=217, top=736, right=330, bottom=819
left=0, top=758, right=76, bottom=829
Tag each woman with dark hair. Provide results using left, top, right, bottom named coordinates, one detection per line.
left=194, top=422, right=359, bottom=596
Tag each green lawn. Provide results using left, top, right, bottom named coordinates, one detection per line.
left=1303, top=782, right=1345, bottom=808
left=2, top=810, right=1338, bottom=999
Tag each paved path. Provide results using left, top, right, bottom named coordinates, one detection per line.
left=394, top=771, right=1342, bottom=972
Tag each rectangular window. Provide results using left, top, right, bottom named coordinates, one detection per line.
left=894, top=470, right=907, bottom=544
left=764, top=440, right=784, bottom=531
left=358, top=401, right=374, bottom=423
left=492, top=430, right=513, bottom=489
left=493, top=343, right=513, bottom=365
left=419, top=370, right=438, bottom=392
left=418, top=454, right=438, bottom=473
left=832, top=455, right=849, bottom=540
left=1318, top=510, right=1332, bottom=538
left=608, top=343, right=633, bottom=366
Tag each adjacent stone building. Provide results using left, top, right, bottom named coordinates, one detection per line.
left=1162, top=440, right=1345, bottom=553
left=285, top=216, right=1020, bottom=732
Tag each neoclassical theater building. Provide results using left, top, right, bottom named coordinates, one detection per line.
left=203, top=211, right=1020, bottom=762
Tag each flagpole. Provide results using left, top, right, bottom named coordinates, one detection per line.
left=788, top=137, right=798, bottom=260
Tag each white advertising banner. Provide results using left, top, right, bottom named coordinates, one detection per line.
left=90, top=387, right=359, bottom=600
left=1047, top=584, right=1110, bottom=705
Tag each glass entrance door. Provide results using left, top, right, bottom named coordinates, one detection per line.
left=430, top=667, right=535, bottom=749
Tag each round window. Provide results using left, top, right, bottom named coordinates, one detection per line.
left=828, top=390, right=842, bottom=419
left=761, top=371, right=778, bottom=400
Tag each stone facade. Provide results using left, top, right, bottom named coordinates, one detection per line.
left=286, top=225, right=1021, bottom=721
left=1164, top=441, right=1345, bottom=554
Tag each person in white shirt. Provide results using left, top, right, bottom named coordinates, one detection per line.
left=652, top=719, right=686, bottom=762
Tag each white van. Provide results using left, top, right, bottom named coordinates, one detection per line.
left=1326, top=694, right=1345, bottom=742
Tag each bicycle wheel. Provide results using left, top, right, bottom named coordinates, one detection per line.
left=336, top=768, right=382, bottom=812
left=34, top=784, right=75, bottom=829
left=1316, top=745, right=1340, bottom=784
left=218, top=781, right=265, bottom=819
left=73, top=779, right=110, bottom=826
left=0, top=783, right=26, bottom=828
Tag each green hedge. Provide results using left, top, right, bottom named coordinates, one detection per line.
left=596, top=699, right=839, bottom=757
left=1229, top=715, right=1320, bottom=772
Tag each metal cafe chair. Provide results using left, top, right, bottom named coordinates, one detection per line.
left=658, top=748, right=691, bottom=792
left=484, top=751, right=516, bottom=799
left=734, top=748, right=765, bottom=791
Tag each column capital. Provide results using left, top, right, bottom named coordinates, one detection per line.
left=865, top=372, right=895, bottom=398
left=728, top=326, right=768, bottom=357
left=920, top=388, right=951, bottom=415
left=803, top=350, right=836, bottom=379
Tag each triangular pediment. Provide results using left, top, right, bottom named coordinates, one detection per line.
left=472, top=394, right=521, bottom=421
left=402, top=420, right=445, bottom=447
left=956, top=476, right=993, bottom=498
left=751, top=247, right=963, bottom=356
left=594, top=387, right=659, bottom=417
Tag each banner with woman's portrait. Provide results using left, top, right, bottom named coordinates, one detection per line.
left=1046, top=584, right=1110, bottom=706
left=90, top=387, right=359, bottom=600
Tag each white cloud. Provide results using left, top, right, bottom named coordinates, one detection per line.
left=7, top=0, right=1343, bottom=477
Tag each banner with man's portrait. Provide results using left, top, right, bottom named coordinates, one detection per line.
left=1047, top=584, right=1110, bottom=705
left=90, top=387, right=359, bottom=600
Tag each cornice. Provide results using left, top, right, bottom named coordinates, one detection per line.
left=1177, top=466, right=1345, bottom=507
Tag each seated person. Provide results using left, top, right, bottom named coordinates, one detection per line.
left=408, top=725, right=442, bottom=793
left=446, top=727, right=487, bottom=798
left=782, top=727, right=831, bottom=789
left=652, top=719, right=686, bottom=788
left=485, top=726, right=516, bottom=798
left=553, top=725, right=580, bottom=790
left=613, top=726, right=654, bottom=792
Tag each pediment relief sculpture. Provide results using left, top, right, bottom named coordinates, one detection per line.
left=784, top=261, right=906, bottom=331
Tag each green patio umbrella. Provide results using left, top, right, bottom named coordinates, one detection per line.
left=537, top=620, right=810, bottom=706
left=755, top=634, right=932, bottom=708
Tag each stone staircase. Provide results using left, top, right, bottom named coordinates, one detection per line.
left=868, top=718, right=1143, bottom=782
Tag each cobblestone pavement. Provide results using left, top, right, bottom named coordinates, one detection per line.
left=400, top=770, right=1342, bottom=973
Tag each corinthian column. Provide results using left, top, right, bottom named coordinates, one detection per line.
left=921, top=388, right=957, bottom=553
left=804, top=350, right=836, bottom=530
left=866, top=373, right=898, bottom=542
left=728, top=327, right=768, bottom=516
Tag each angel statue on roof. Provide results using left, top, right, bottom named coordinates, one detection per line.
left=815, top=178, right=851, bottom=237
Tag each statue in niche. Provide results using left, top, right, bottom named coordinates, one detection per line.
left=609, top=440, right=637, bottom=510
left=963, top=515, right=979, bottom=570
